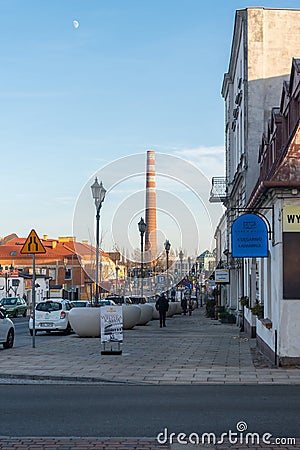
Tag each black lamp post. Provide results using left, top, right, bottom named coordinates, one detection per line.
left=179, top=250, right=184, bottom=302
left=138, top=218, right=146, bottom=301
left=164, top=240, right=171, bottom=298
left=115, top=265, right=120, bottom=295
left=91, top=177, right=106, bottom=306
left=179, top=250, right=184, bottom=279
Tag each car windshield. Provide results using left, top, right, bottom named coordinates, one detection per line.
left=1, top=298, right=17, bottom=305
left=36, top=302, right=62, bottom=312
left=129, top=297, right=146, bottom=304
left=71, top=301, right=86, bottom=307
left=106, top=296, right=123, bottom=303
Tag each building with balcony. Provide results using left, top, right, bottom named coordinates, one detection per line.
left=244, top=58, right=300, bottom=365
left=211, top=7, right=300, bottom=364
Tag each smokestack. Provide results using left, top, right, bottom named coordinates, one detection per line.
left=145, top=150, right=157, bottom=262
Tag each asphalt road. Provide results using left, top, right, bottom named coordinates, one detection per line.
left=0, top=385, right=299, bottom=438
left=10, top=317, right=71, bottom=348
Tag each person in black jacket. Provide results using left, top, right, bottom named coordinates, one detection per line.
left=155, top=293, right=169, bottom=327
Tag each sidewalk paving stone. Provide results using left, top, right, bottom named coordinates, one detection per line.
left=1, top=307, right=300, bottom=385
left=1, top=307, right=300, bottom=449
left=0, top=437, right=299, bottom=450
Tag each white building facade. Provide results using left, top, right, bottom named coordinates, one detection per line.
left=211, top=7, right=300, bottom=364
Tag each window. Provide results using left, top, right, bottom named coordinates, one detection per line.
left=36, top=302, right=62, bottom=312
left=65, top=268, right=72, bottom=280
left=2, top=298, right=17, bottom=305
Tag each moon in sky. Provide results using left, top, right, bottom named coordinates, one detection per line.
left=73, top=20, right=79, bottom=29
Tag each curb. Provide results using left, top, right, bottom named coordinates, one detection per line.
left=0, top=372, right=145, bottom=384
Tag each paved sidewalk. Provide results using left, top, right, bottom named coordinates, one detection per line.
left=1, top=307, right=300, bottom=449
left=1, top=306, right=300, bottom=384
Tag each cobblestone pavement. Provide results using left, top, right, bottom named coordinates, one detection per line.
left=0, top=437, right=299, bottom=449
left=0, top=437, right=166, bottom=449
left=1, top=307, right=300, bottom=385
left=1, top=307, right=300, bottom=449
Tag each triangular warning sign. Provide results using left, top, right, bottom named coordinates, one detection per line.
left=20, top=229, right=46, bottom=254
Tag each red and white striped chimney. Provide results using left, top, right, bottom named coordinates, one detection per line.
left=145, top=150, right=157, bottom=262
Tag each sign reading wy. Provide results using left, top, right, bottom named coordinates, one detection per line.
left=283, top=205, right=300, bottom=232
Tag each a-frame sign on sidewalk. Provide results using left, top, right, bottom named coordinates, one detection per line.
left=20, top=229, right=46, bottom=349
left=20, top=229, right=46, bottom=254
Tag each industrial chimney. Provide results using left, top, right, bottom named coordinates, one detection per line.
left=145, top=150, right=157, bottom=262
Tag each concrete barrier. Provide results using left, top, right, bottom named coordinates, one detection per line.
left=137, top=304, right=153, bottom=325
left=69, top=305, right=142, bottom=337
left=166, top=302, right=177, bottom=317
left=148, top=303, right=160, bottom=320
left=69, top=307, right=101, bottom=337
left=122, top=305, right=141, bottom=329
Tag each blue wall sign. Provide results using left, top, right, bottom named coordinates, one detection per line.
left=231, top=213, right=268, bottom=257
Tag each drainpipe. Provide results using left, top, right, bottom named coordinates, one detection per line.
left=55, top=260, right=59, bottom=284
left=275, top=329, right=278, bottom=366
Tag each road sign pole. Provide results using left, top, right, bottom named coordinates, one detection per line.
left=32, top=254, right=36, bottom=348
left=20, top=229, right=46, bottom=349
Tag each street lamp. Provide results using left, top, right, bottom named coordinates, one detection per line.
left=179, top=250, right=184, bottom=302
left=115, top=265, right=120, bottom=295
left=71, top=254, right=74, bottom=301
left=164, top=240, right=171, bottom=298
left=179, top=250, right=184, bottom=279
left=138, top=217, right=147, bottom=301
left=91, top=177, right=106, bottom=306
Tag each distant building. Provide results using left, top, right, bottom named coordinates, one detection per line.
left=0, top=234, right=118, bottom=301
left=197, top=250, right=216, bottom=281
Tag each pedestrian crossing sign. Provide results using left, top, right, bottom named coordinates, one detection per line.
left=21, top=229, right=46, bottom=254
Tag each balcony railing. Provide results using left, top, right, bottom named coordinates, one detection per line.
left=209, top=177, right=227, bottom=203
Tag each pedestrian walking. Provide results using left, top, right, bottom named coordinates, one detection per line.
left=181, top=289, right=190, bottom=315
left=155, top=293, right=169, bottom=327
left=181, top=297, right=187, bottom=315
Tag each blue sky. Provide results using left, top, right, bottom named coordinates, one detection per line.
left=1, top=0, right=300, bottom=254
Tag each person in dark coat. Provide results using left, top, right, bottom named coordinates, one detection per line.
left=181, top=296, right=188, bottom=315
left=155, top=293, right=169, bottom=327
left=181, top=289, right=190, bottom=315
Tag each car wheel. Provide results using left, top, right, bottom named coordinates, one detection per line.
left=23, top=310, right=27, bottom=317
left=64, top=323, right=72, bottom=335
left=3, top=329, right=14, bottom=349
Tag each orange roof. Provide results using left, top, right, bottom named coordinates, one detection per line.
left=0, top=235, right=111, bottom=264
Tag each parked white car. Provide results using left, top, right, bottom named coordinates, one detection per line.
left=0, top=307, right=15, bottom=349
left=29, top=299, right=72, bottom=335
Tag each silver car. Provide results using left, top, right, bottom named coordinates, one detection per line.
left=0, top=307, right=15, bottom=349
